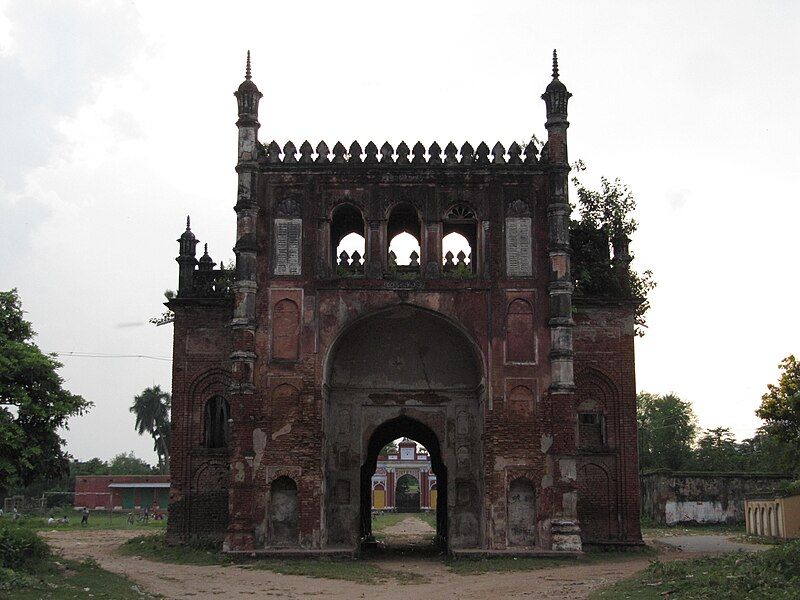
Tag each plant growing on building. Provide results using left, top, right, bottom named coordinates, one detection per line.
left=570, top=161, right=656, bottom=336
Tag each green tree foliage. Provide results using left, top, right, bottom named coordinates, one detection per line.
left=637, top=392, right=698, bottom=471
left=756, top=355, right=800, bottom=451
left=107, top=452, right=157, bottom=475
left=0, top=289, right=92, bottom=496
left=737, top=429, right=800, bottom=476
left=691, top=427, right=741, bottom=471
left=130, top=386, right=171, bottom=473
left=381, top=440, right=399, bottom=455
left=570, top=162, right=656, bottom=336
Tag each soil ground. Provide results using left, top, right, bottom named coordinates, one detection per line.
left=39, top=517, right=749, bottom=600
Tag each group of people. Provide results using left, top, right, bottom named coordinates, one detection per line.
left=45, top=508, right=91, bottom=526
left=0, top=507, right=21, bottom=520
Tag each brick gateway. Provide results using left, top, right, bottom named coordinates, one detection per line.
left=165, top=52, right=643, bottom=553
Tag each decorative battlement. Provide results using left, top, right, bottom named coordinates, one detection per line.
left=258, top=139, right=545, bottom=167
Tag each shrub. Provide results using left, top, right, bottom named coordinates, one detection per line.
left=0, top=526, right=49, bottom=570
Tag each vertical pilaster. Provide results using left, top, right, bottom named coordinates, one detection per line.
left=225, top=52, right=262, bottom=551
left=542, top=50, right=574, bottom=394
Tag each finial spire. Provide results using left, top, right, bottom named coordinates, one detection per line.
left=245, top=50, right=251, bottom=80
left=186, top=215, right=191, bottom=230
left=552, top=49, right=559, bottom=79
left=203, top=243, right=208, bottom=254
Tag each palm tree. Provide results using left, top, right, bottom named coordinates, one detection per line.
left=130, top=385, right=171, bottom=473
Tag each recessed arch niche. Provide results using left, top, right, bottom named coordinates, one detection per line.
left=323, top=304, right=485, bottom=550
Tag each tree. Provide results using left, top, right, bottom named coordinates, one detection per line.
left=107, top=452, right=156, bottom=475
left=130, top=385, right=171, bottom=473
left=637, top=392, right=698, bottom=471
left=756, top=355, right=800, bottom=452
left=381, top=440, right=399, bottom=455
left=692, top=427, right=740, bottom=471
left=0, top=289, right=92, bottom=496
left=570, top=162, right=656, bottom=336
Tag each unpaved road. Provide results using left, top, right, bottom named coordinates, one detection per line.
left=42, top=528, right=651, bottom=599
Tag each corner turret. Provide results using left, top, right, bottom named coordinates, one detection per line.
left=176, top=216, right=198, bottom=295
left=234, top=51, right=262, bottom=162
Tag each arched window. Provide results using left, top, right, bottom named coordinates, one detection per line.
left=204, top=396, right=229, bottom=448
left=443, top=204, right=477, bottom=275
left=331, top=204, right=365, bottom=275
left=387, top=204, right=421, bottom=270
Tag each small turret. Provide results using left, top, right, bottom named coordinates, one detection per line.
left=234, top=51, right=262, bottom=125
left=198, top=243, right=216, bottom=272
left=177, top=216, right=198, bottom=295
left=542, top=49, right=572, bottom=125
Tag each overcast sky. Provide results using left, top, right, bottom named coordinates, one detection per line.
left=1, top=1, right=798, bottom=464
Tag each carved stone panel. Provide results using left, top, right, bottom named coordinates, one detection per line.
left=505, top=217, right=533, bottom=276
left=273, top=218, right=302, bottom=275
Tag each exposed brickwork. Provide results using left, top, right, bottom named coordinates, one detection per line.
left=165, top=53, right=643, bottom=552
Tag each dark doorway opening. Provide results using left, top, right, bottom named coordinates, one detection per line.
left=395, top=474, right=421, bottom=512
left=360, top=416, right=447, bottom=552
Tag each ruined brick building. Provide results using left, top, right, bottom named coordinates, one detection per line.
left=166, top=51, right=643, bottom=553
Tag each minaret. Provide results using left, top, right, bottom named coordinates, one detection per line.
left=176, top=216, right=198, bottom=295
left=543, top=50, right=575, bottom=393
left=226, top=51, right=261, bottom=552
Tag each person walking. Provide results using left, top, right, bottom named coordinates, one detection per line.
left=81, top=507, right=89, bottom=527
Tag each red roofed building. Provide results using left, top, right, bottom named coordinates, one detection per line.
left=74, top=475, right=170, bottom=510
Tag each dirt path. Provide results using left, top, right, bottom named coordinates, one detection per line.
left=42, top=529, right=652, bottom=600
left=383, top=517, right=436, bottom=538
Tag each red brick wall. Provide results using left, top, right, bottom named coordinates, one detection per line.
left=74, top=475, right=169, bottom=510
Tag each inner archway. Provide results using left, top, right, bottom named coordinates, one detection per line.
left=324, top=304, right=484, bottom=551
left=360, top=417, right=448, bottom=549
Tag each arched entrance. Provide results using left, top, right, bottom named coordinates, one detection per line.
left=395, top=475, right=420, bottom=512
left=360, top=416, right=449, bottom=545
left=324, top=304, right=484, bottom=550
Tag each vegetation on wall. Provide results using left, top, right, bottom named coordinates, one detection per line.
left=569, top=161, right=656, bottom=336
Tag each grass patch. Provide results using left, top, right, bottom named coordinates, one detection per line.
left=8, top=512, right=167, bottom=533
left=118, top=533, right=229, bottom=566
left=641, top=521, right=746, bottom=538
left=591, top=539, right=800, bottom=599
left=247, top=559, right=427, bottom=584
left=120, top=533, right=428, bottom=585
left=0, top=557, right=159, bottom=600
left=447, top=548, right=656, bottom=575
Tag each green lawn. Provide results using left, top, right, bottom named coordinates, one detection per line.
left=591, top=539, right=800, bottom=599
left=5, top=512, right=167, bottom=533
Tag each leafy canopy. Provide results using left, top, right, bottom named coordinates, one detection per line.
left=130, top=385, right=171, bottom=473
left=637, top=392, right=698, bottom=471
left=756, top=355, right=800, bottom=450
left=570, top=161, right=656, bottom=336
left=0, top=289, right=92, bottom=494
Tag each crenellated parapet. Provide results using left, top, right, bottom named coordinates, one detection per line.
left=260, top=139, right=544, bottom=167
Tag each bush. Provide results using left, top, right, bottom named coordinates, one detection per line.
left=0, top=526, right=49, bottom=570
